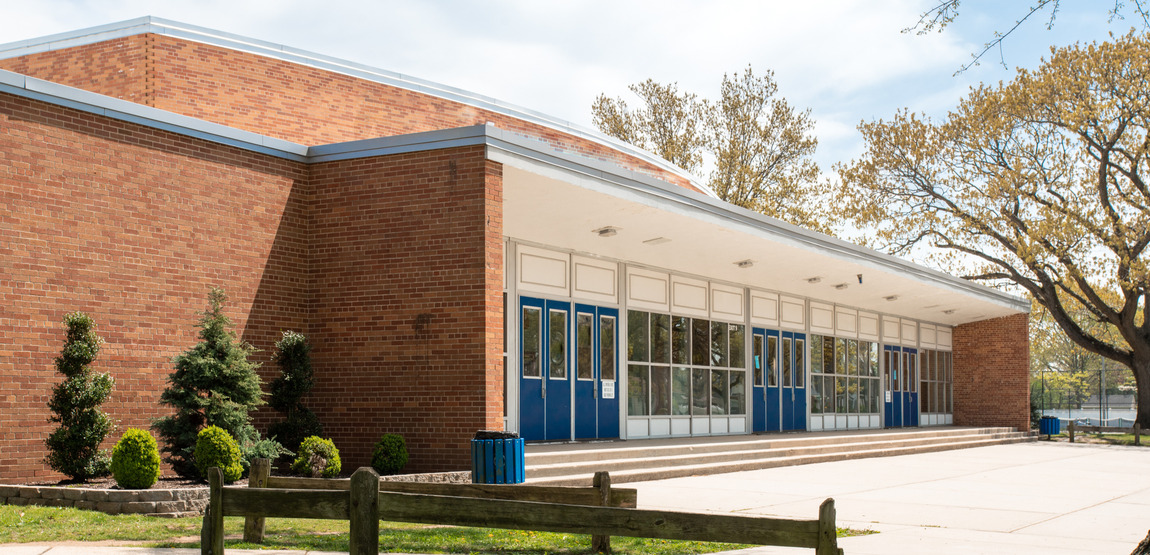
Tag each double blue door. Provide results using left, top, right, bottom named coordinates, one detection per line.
left=519, top=296, right=618, bottom=441
left=752, top=328, right=806, bottom=433
left=883, top=345, right=919, bottom=427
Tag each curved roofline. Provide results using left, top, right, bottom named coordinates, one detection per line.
left=0, top=16, right=719, bottom=198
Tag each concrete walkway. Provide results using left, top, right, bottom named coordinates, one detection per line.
left=630, top=441, right=1150, bottom=554
left=2, top=441, right=1148, bottom=554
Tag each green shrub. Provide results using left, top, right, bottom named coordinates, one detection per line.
left=110, top=428, right=161, bottom=489
left=268, top=331, right=322, bottom=453
left=45, top=311, right=115, bottom=480
left=371, top=433, right=408, bottom=475
left=291, top=436, right=341, bottom=478
left=268, top=407, right=323, bottom=454
left=194, top=426, right=242, bottom=483
left=154, top=288, right=281, bottom=478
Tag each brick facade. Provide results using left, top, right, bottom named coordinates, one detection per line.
left=0, top=84, right=503, bottom=481
left=952, top=313, right=1031, bottom=432
left=0, top=34, right=702, bottom=195
left=0, top=90, right=310, bottom=482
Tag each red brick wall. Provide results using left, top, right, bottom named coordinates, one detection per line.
left=0, top=35, right=153, bottom=106
left=952, top=313, right=1030, bottom=431
left=0, top=33, right=702, bottom=194
left=0, top=90, right=310, bottom=483
left=305, top=145, right=503, bottom=473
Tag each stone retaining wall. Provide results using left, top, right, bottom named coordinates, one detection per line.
left=0, top=485, right=208, bottom=517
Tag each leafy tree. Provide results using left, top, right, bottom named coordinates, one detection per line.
left=153, top=288, right=283, bottom=478
left=707, top=67, right=823, bottom=231
left=592, top=67, right=827, bottom=232
left=592, top=79, right=705, bottom=173
left=268, top=330, right=323, bottom=452
left=836, top=33, right=1150, bottom=427
left=907, top=0, right=1150, bottom=72
left=45, top=312, right=114, bottom=481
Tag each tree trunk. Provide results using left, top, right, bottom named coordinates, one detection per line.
left=1135, top=355, right=1150, bottom=430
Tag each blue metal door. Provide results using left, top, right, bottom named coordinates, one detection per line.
left=573, top=304, right=619, bottom=440
left=755, top=329, right=781, bottom=432
left=518, top=296, right=571, bottom=441
left=751, top=329, right=766, bottom=432
left=519, top=297, right=546, bottom=441
left=596, top=308, right=620, bottom=439
left=543, top=300, right=572, bottom=441
left=883, top=345, right=902, bottom=427
left=781, top=331, right=807, bottom=431
left=904, top=348, right=919, bottom=427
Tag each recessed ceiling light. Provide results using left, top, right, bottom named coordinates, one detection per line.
left=593, top=226, right=618, bottom=237
left=806, top=277, right=821, bottom=284
left=884, top=295, right=899, bottom=302
left=942, top=309, right=956, bottom=315
left=735, top=259, right=753, bottom=268
left=834, top=283, right=848, bottom=290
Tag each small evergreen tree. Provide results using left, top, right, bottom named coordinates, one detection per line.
left=45, top=311, right=114, bottom=481
left=267, top=331, right=323, bottom=452
left=153, top=288, right=283, bottom=478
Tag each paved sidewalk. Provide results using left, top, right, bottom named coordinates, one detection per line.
left=3, top=441, right=1148, bottom=554
left=629, top=441, right=1150, bottom=554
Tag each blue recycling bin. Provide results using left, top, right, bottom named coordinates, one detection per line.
left=1039, top=416, right=1061, bottom=435
left=471, top=431, right=525, bottom=484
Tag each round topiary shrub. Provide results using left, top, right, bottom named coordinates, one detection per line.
left=110, top=428, right=161, bottom=489
left=291, top=436, right=341, bottom=478
left=371, top=433, right=408, bottom=475
left=195, top=426, right=243, bottom=483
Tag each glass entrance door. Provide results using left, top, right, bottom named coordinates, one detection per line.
left=573, top=304, right=619, bottom=440
left=519, top=296, right=571, bottom=441
left=884, top=345, right=902, bottom=427
left=781, top=331, right=807, bottom=431
left=752, top=328, right=781, bottom=432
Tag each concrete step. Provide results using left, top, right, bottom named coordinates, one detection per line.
left=526, top=426, right=1017, bottom=466
left=525, top=427, right=1034, bottom=486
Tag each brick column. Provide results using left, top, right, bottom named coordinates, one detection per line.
left=952, top=313, right=1030, bottom=431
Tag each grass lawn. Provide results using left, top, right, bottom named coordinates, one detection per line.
left=1, top=504, right=873, bottom=553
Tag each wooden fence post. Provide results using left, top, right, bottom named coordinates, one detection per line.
left=1069, top=420, right=1075, bottom=443
left=348, top=467, right=380, bottom=555
left=1135, top=423, right=1142, bottom=447
left=242, top=458, right=271, bottom=543
left=201, top=467, right=225, bottom=555
left=816, top=498, right=841, bottom=555
left=592, top=471, right=612, bottom=553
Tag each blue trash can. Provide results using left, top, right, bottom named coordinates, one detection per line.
left=471, top=431, right=525, bottom=484
left=1039, top=416, right=1061, bottom=435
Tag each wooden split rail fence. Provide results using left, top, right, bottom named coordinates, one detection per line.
left=202, top=458, right=843, bottom=555
left=1067, top=421, right=1142, bottom=445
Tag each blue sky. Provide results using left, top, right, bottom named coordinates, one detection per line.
left=0, top=1, right=1141, bottom=176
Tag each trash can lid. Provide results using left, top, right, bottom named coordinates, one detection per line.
left=474, top=430, right=519, bottom=440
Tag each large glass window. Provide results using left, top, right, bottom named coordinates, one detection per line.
left=626, top=310, right=748, bottom=419
left=920, top=349, right=954, bottom=415
left=810, top=335, right=881, bottom=416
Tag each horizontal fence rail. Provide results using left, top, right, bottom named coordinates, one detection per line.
left=203, top=463, right=841, bottom=555
left=1067, top=421, right=1142, bottom=445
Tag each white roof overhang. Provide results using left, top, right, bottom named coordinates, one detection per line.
left=486, top=128, right=1029, bottom=327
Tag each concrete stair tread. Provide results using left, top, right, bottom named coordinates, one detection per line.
left=525, top=427, right=1018, bottom=464
left=524, top=427, right=1034, bottom=486
left=526, top=431, right=1029, bottom=475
